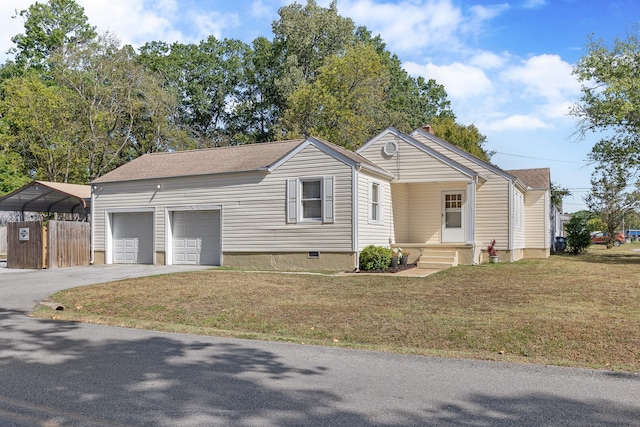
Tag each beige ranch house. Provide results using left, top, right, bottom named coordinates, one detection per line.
left=91, top=126, right=552, bottom=271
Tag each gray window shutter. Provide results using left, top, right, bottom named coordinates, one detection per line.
left=287, top=178, right=298, bottom=223
left=323, top=176, right=334, bottom=223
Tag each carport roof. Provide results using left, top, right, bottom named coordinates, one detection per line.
left=0, top=180, right=91, bottom=214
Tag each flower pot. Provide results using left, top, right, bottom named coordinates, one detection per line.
left=489, top=255, right=499, bottom=264
left=400, top=255, right=408, bottom=266
left=390, top=256, right=399, bottom=268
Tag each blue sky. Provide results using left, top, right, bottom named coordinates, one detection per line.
left=1, top=0, right=639, bottom=212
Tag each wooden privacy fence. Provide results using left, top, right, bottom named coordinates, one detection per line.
left=7, top=221, right=90, bottom=269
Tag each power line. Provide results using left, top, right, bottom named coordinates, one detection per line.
left=493, top=151, right=587, bottom=164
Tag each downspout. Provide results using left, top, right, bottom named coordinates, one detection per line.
left=353, top=165, right=360, bottom=271
left=90, top=186, right=95, bottom=264
left=471, top=174, right=479, bottom=265
left=508, top=179, right=515, bottom=262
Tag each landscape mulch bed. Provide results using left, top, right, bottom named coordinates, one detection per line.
left=356, top=263, right=417, bottom=273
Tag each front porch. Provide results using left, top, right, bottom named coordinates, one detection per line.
left=390, top=180, right=479, bottom=269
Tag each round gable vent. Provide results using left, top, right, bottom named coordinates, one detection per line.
left=383, top=140, right=398, bottom=156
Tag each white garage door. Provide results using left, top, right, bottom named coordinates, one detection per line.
left=112, top=212, right=153, bottom=264
left=172, top=210, right=220, bottom=265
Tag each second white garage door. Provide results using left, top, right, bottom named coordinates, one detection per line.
left=172, top=210, right=221, bottom=265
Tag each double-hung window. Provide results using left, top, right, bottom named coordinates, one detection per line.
left=287, top=176, right=334, bottom=224
left=369, top=182, right=382, bottom=223
left=301, top=179, right=322, bottom=220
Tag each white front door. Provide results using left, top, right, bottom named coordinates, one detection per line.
left=441, top=191, right=465, bottom=243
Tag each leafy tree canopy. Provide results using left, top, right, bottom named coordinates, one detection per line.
left=10, top=0, right=96, bottom=71
left=572, top=27, right=640, bottom=169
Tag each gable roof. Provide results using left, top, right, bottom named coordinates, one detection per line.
left=410, top=127, right=529, bottom=190
left=93, top=140, right=305, bottom=183
left=93, top=138, right=394, bottom=184
left=357, top=127, right=482, bottom=180
left=505, top=168, right=550, bottom=190
left=0, top=180, right=90, bottom=213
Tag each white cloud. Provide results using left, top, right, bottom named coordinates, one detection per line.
left=482, top=114, right=552, bottom=132
left=522, top=0, right=547, bottom=9
left=469, top=51, right=506, bottom=69
left=501, top=54, right=580, bottom=102
left=339, top=0, right=463, bottom=53
left=404, top=61, right=493, bottom=99
left=469, top=3, right=509, bottom=21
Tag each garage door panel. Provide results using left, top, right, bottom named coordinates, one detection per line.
left=172, top=210, right=220, bottom=265
left=112, top=212, right=153, bottom=264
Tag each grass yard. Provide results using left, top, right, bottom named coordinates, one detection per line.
left=34, top=243, right=640, bottom=371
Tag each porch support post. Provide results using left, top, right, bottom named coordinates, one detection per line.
left=466, top=178, right=476, bottom=245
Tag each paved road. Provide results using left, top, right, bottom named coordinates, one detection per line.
left=1, top=266, right=640, bottom=426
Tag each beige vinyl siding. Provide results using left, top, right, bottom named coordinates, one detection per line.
left=359, top=133, right=470, bottom=183
left=391, top=183, right=408, bottom=242
left=357, top=170, right=393, bottom=249
left=474, top=175, right=511, bottom=252
left=524, top=189, right=549, bottom=249
left=93, top=144, right=354, bottom=255
left=409, top=183, right=466, bottom=244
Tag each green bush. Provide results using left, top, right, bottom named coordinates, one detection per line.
left=359, top=245, right=392, bottom=271
left=566, top=214, right=591, bottom=254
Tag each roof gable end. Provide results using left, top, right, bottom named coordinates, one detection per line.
left=358, top=127, right=478, bottom=179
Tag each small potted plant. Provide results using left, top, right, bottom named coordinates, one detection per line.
left=400, top=249, right=410, bottom=266
left=487, top=240, right=498, bottom=263
left=391, top=247, right=402, bottom=268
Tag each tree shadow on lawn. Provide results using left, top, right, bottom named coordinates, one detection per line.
left=566, top=252, right=640, bottom=266
left=1, top=309, right=639, bottom=426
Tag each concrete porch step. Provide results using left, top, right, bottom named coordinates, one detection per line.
left=417, top=250, right=458, bottom=269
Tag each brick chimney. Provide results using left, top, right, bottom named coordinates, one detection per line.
left=422, top=125, right=435, bottom=135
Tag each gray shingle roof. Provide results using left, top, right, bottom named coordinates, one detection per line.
left=505, top=168, right=550, bottom=190
left=93, top=140, right=306, bottom=183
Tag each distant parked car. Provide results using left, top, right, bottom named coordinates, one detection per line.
left=591, top=231, right=625, bottom=246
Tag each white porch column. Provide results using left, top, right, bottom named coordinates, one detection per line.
left=466, top=179, right=476, bottom=245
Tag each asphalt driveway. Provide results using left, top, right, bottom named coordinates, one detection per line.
left=0, top=263, right=212, bottom=312
left=1, top=265, right=640, bottom=426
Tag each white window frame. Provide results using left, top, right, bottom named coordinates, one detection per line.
left=514, top=190, right=524, bottom=230
left=300, top=178, right=323, bottom=221
left=369, top=181, right=383, bottom=224
left=286, top=176, right=334, bottom=224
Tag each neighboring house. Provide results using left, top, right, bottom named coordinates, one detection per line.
left=90, top=127, right=552, bottom=270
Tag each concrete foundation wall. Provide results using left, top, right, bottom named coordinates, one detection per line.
left=223, top=252, right=356, bottom=272
left=523, top=247, right=550, bottom=259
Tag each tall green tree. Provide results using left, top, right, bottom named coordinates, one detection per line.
left=272, top=0, right=356, bottom=83
left=0, top=151, right=30, bottom=195
left=0, top=72, right=83, bottom=182
left=54, top=33, right=188, bottom=179
left=430, top=117, right=491, bottom=162
left=138, top=37, right=249, bottom=147
left=572, top=28, right=640, bottom=169
left=355, top=27, right=455, bottom=131
left=585, top=161, right=638, bottom=248
left=282, top=44, right=390, bottom=149
left=10, top=0, right=96, bottom=71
